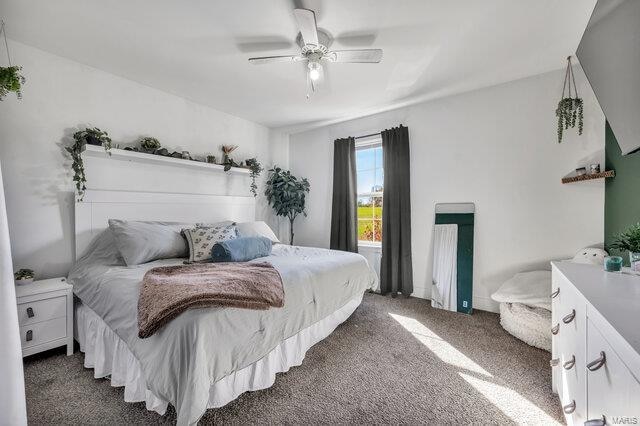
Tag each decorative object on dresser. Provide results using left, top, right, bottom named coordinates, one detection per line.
left=551, top=262, right=640, bottom=424
left=15, top=277, right=73, bottom=357
left=14, top=268, right=34, bottom=285
left=555, top=56, right=584, bottom=144
left=609, top=223, right=640, bottom=271
left=264, top=166, right=310, bottom=245
left=0, top=20, right=26, bottom=101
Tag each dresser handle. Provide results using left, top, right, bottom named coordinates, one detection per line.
left=563, top=355, right=576, bottom=370
left=563, top=400, right=576, bottom=414
left=587, top=351, right=606, bottom=371
left=585, top=415, right=606, bottom=426
left=26, top=330, right=33, bottom=342
left=551, top=323, right=559, bottom=335
left=550, top=358, right=560, bottom=367
left=551, top=288, right=560, bottom=298
left=562, top=309, right=576, bottom=324
left=26, top=307, right=34, bottom=318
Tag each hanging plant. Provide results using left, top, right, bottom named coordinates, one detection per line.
left=139, top=136, right=161, bottom=152
left=66, top=127, right=112, bottom=201
left=245, top=158, right=263, bottom=197
left=0, top=22, right=25, bottom=101
left=221, top=145, right=240, bottom=171
left=555, top=56, right=584, bottom=143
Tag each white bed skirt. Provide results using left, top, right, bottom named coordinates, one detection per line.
left=74, top=294, right=364, bottom=417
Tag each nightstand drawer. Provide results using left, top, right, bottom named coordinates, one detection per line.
left=20, top=317, right=67, bottom=349
left=17, top=296, right=66, bottom=326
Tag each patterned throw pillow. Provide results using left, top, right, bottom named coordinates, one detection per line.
left=183, top=224, right=238, bottom=263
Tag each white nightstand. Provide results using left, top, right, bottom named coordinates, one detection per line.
left=15, top=277, right=73, bottom=357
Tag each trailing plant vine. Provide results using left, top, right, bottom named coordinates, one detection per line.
left=245, top=158, right=263, bottom=197
left=555, top=56, right=584, bottom=143
left=67, top=127, right=112, bottom=201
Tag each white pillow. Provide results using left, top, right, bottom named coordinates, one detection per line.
left=236, top=221, right=280, bottom=243
left=108, top=220, right=192, bottom=266
left=491, top=271, right=552, bottom=311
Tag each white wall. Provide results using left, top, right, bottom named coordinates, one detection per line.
left=289, top=68, right=605, bottom=312
left=0, top=41, right=288, bottom=279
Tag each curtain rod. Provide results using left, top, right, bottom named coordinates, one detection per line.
left=354, top=132, right=381, bottom=140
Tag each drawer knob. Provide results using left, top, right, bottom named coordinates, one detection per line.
left=26, top=307, right=34, bottom=318
left=562, top=309, right=576, bottom=324
left=25, top=329, right=33, bottom=342
left=587, top=351, right=606, bottom=371
left=550, top=358, right=560, bottom=367
left=551, top=288, right=560, bottom=298
left=563, top=355, right=576, bottom=370
left=563, top=400, right=576, bottom=414
left=585, top=415, right=606, bottom=426
left=551, top=323, right=559, bottom=335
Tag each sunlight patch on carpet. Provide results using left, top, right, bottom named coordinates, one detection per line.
left=388, top=313, right=491, bottom=377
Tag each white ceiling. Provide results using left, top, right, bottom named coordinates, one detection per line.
left=0, top=0, right=596, bottom=131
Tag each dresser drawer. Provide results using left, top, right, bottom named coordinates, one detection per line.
left=587, top=319, right=640, bottom=421
left=19, top=317, right=67, bottom=349
left=17, top=296, right=66, bottom=326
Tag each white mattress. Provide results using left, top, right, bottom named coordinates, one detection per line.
left=74, top=294, right=363, bottom=417
left=499, top=302, right=551, bottom=352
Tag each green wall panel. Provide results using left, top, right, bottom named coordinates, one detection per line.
left=435, top=213, right=474, bottom=314
left=605, top=121, right=640, bottom=264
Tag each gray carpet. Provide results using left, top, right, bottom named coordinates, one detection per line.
left=23, top=293, right=563, bottom=424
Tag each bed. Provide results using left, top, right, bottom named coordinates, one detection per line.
left=68, top=190, right=377, bottom=425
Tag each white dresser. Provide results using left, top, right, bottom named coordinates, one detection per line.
left=15, top=277, right=74, bottom=357
left=551, top=262, right=640, bottom=425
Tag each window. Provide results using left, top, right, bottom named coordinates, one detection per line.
left=356, top=139, right=383, bottom=245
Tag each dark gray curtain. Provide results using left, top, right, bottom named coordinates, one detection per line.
left=380, top=125, right=413, bottom=296
left=330, top=137, right=358, bottom=253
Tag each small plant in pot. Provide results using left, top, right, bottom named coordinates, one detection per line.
left=221, top=145, right=240, bottom=171
left=74, top=127, right=112, bottom=152
left=14, top=268, right=34, bottom=285
left=0, top=65, right=25, bottom=101
left=139, top=137, right=161, bottom=152
left=609, top=223, right=640, bottom=271
left=245, top=158, right=263, bottom=197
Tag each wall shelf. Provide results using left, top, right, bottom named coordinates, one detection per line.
left=81, top=144, right=250, bottom=175
left=561, top=170, right=615, bottom=184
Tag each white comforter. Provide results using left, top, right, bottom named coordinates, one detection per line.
left=68, top=231, right=377, bottom=425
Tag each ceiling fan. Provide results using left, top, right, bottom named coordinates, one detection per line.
left=248, top=8, right=383, bottom=93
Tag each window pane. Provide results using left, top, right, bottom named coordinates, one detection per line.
left=358, top=219, right=373, bottom=242
left=357, top=197, right=373, bottom=220
left=357, top=170, right=375, bottom=195
left=356, top=148, right=375, bottom=171
left=371, top=196, right=383, bottom=220
left=374, top=168, right=384, bottom=190
left=375, top=146, right=383, bottom=168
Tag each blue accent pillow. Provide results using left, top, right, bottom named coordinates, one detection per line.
left=210, top=236, right=272, bottom=262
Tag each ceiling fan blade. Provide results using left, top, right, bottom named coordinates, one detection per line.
left=248, top=55, right=304, bottom=64
left=328, top=49, right=383, bottom=63
left=293, top=8, right=319, bottom=46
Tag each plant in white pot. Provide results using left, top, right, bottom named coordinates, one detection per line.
left=14, top=268, right=34, bottom=285
left=609, top=223, right=640, bottom=271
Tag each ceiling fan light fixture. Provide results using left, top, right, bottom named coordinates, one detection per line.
left=308, top=60, right=321, bottom=81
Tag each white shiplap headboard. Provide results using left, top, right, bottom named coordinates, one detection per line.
left=75, top=189, right=255, bottom=259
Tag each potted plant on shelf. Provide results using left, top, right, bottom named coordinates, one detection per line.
left=139, top=137, right=161, bottom=153
left=265, top=167, right=310, bottom=245
left=0, top=65, right=25, bottom=101
left=245, top=158, right=263, bottom=197
left=14, top=268, right=34, bottom=285
left=221, top=145, right=240, bottom=171
left=66, top=126, right=113, bottom=201
left=609, top=223, right=640, bottom=271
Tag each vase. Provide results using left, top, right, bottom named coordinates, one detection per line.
left=630, top=252, right=640, bottom=272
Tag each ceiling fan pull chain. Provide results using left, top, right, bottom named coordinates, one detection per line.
left=1, top=20, right=13, bottom=67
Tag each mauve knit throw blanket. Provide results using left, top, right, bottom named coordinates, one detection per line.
left=137, top=262, right=284, bottom=338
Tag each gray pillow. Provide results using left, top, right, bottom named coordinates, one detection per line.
left=108, top=219, right=191, bottom=266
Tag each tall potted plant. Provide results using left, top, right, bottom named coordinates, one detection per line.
left=609, top=223, right=640, bottom=271
left=265, top=167, right=310, bottom=245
